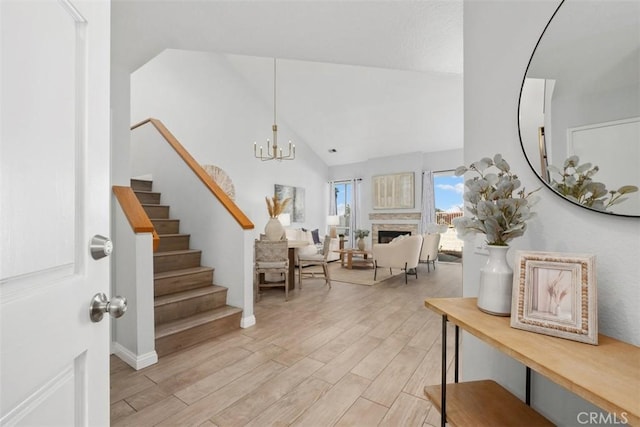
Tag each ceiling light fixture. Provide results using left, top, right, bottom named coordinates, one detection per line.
left=254, top=58, right=295, bottom=161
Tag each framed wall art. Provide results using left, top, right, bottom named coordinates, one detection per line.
left=372, top=172, right=415, bottom=209
left=274, top=184, right=305, bottom=222
left=510, top=251, right=598, bottom=345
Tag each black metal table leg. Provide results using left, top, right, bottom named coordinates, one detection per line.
left=454, top=325, right=459, bottom=383
left=441, top=314, right=447, bottom=427
left=526, top=366, right=532, bottom=405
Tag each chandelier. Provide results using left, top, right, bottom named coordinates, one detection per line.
left=254, top=58, right=296, bottom=161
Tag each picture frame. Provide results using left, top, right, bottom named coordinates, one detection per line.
left=510, top=251, right=598, bottom=345
left=274, top=184, right=305, bottom=222
left=372, top=172, right=415, bottom=209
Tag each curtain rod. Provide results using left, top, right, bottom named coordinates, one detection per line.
left=423, top=169, right=455, bottom=174
left=328, top=178, right=363, bottom=183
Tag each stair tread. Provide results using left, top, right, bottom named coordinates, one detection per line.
left=130, top=179, right=152, bottom=187
left=155, top=306, right=242, bottom=338
left=154, top=249, right=201, bottom=257
left=142, top=203, right=170, bottom=208
left=154, top=266, right=213, bottom=280
left=155, top=285, right=227, bottom=307
left=157, top=233, right=190, bottom=238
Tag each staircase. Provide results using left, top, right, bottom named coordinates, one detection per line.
left=131, top=179, right=242, bottom=357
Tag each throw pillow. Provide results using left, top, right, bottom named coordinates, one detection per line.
left=311, top=229, right=321, bottom=244
left=391, top=234, right=408, bottom=244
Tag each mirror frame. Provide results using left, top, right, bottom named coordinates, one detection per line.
left=517, top=0, right=639, bottom=218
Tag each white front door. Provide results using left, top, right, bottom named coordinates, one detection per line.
left=1, top=1, right=111, bottom=425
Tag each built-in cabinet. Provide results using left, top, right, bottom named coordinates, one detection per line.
left=423, top=298, right=640, bottom=426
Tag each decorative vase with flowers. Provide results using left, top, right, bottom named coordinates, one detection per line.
left=354, top=229, right=369, bottom=251
left=264, top=195, right=290, bottom=241
left=453, top=154, right=540, bottom=316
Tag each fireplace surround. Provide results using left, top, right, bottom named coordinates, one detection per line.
left=371, top=223, right=419, bottom=244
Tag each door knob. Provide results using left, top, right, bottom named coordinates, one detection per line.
left=89, top=293, right=127, bottom=322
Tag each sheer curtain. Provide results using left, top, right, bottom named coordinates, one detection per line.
left=328, top=181, right=337, bottom=215
left=351, top=179, right=362, bottom=244
left=421, top=171, right=436, bottom=233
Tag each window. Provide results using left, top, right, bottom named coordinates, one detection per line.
left=333, top=181, right=352, bottom=243
left=433, top=172, right=464, bottom=257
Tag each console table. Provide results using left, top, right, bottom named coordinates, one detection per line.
left=423, top=297, right=640, bottom=426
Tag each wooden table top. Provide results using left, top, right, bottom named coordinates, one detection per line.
left=333, top=249, right=372, bottom=255
left=424, top=297, right=640, bottom=425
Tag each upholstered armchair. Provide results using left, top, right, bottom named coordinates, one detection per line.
left=285, top=228, right=340, bottom=262
left=372, top=234, right=423, bottom=284
left=420, top=233, right=441, bottom=272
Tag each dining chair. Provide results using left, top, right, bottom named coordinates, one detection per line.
left=297, top=236, right=332, bottom=289
left=254, top=239, right=289, bottom=301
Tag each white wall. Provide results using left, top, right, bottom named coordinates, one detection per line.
left=112, top=200, right=157, bottom=369
left=520, top=78, right=546, bottom=175
left=463, top=1, right=640, bottom=425
left=130, top=49, right=331, bottom=235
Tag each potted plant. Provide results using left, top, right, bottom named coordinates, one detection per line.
left=264, top=195, right=290, bottom=240
left=548, top=155, right=638, bottom=212
left=453, top=154, right=539, bottom=315
left=354, top=229, right=369, bottom=251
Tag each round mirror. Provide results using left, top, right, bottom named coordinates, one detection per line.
left=518, top=0, right=639, bottom=217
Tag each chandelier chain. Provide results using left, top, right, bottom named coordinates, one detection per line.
left=253, top=58, right=295, bottom=161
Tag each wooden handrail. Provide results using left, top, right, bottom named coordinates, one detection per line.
left=113, top=185, right=160, bottom=252
left=131, top=118, right=255, bottom=230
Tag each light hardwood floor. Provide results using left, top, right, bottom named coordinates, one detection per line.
left=110, top=262, right=462, bottom=426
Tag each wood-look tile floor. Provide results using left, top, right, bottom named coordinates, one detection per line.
left=110, top=262, right=462, bottom=427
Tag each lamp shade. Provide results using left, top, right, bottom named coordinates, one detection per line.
left=278, top=213, right=291, bottom=226
left=327, top=215, right=339, bottom=226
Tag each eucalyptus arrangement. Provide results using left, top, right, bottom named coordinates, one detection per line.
left=453, top=154, right=540, bottom=246
left=265, top=195, right=290, bottom=218
left=355, top=229, right=370, bottom=239
left=548, top=156, right=638, bottom=212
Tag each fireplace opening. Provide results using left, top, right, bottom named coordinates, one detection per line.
left=378, top=230, right=411, bottom=244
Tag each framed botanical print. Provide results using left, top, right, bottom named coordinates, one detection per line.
left=511, top=251, right=597, bottom=345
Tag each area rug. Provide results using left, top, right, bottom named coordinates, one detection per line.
left=323, top=262, right=401, bottom=286
left=438, top=251, right=462, bottom=264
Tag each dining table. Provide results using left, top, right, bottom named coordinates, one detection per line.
left=286, top=239, right=311, bottom=290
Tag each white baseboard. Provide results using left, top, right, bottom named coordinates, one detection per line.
left=240, top=314, right=256, bottom=328
left=111, top=342, right=158, bottom=370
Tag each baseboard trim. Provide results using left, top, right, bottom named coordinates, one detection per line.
left=111, top=342, right=158, bottom=370
left=240, top=314, right=256, bottom=328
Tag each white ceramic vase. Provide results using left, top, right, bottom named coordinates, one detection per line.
left=357, top=238, right=365, bottom=251
left=477, top=245, right=513, bottom=316
left=264, top=217, right=284, bottom=241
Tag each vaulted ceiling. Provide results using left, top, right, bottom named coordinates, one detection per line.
left=113, top=1, right=463, bottom=166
